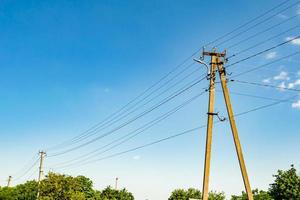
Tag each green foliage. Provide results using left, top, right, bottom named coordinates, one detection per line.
left=39, top=172, right=101, bottom=200
left=0, top=173, right=133, bottom=200
left=0, top=186, right=17, bottom=200
left=208, top=191, right=226, bottom=200
left=15, top=180, right=38, bottom=200
left=168, top=189, right=188, bottom=200
left=1, top=165, right=299, bottom=200
left=168, top=188, right=225, bottom=200
left=0, top=180, right=37, bottom=200
left=269, top=165, right=300, bottom=200
left=231, top=189, right=272, bottom=200
left=100, top=186, right=134, bottom=200
left=168, top=188, right=199, bottom=200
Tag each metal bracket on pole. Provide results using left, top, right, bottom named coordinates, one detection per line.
left=207, top=112, right=226, bottom=122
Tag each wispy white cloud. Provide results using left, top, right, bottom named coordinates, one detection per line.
left=292, top=100, right=300, bottom=109
left=133, top=155, right=141, bottom=160
left=262, top=78, right=271, bottom=83
left=278, top=82, right=287, bottom=91
left=274, top=71, right=290, bottom=81
left=286, top=36, right=300, bottom=45
left=288, top=83, right=294, bottom=89
left=265, top=52, right=277, bottom=59
left=277, top=13, right=288, bottom=19
left=297, top=7, right=300, bottom=15
left=287, top=79, right=300, bottom=89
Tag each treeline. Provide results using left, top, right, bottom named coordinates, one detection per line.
left=168, top=165, right=300, bottom=200
left=0, top=165, right=299, bottom=199
left=0, top=173, right=133, bottom=200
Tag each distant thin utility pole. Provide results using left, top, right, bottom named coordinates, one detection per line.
left=115, top=177, right=118, bottom=190
left=7, top=176, right=12, bottom=187
left=36, top=151, right=46, bottom=200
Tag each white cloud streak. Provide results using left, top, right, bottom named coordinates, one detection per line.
left=133, top=155, right=141, bottom=160
left=288, top=79, right=300, bottom=89
left=292, top=100, right=300, bottom=109
left=278, top=82, right=287, bottom=91
left=274, top=71, right=290, bottom=81
left=286, top=36, right=300, bottom=45
left=262, top=78, right=271, bottom=83
left=265, top=52, right=277, bottom=59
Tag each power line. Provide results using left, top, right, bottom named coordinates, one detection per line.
left=57, top=126, right=206, bottom=170
left=50, top=90, right=207, bottom=168
left=57, top=95, right=296, bottom=169
left=235, top=95, right=298, bottom=117
left=48, top=48, right=298, bottom=162
left=25, top=170, right=37, bottom=181
left=227, top=18, right=300, bottom=59
left=227, top=13, right=300, bottom=51
left=47, top=46, right=300, bottom=161
left=13, top=158, right=39, bottom=182
left=46, top=61, right=198, bottom=151
left=57, top=65, right=203, bottom=149
left=226, top=36, right=300, bottom=68
left=11, top=154, right=39, bottom=178
left=0, top=154, right=39, bottom=186
left=204, top=0, right=293, bottom=47
left=5, top=0, right=300, bottom=186
left=45, top=0, right=296, bottom=152
left=230, top=50, right=300, bottom=78
left=48, top=76, right=207, bottom=157
left=230, top=79, right=300, bottom=92
left=215, top=0, right=300, bottom=47
left=217, top=90, right=295, bottom=102
left=49, top=48, right=300, bottom=166
left=48, top=63, right=200, bottom=150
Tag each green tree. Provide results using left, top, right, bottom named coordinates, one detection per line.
left=0, top=186, right=17, bottom=200
left=269, top=165, right=300, bottom=200
left=39, top=172, right=101, bottom=200
left=231, top=189, right=272, bottom=200
left=75, top=175, right=100, bottom=199
left=168, top=189, right=188, bottom=200
left=208, top=191, right=226, bottom=200
left=0, top=173, right=135, bottom=200
left=100, top=186, right=134, bottom=200
left=168, top=188, right=225, bottom=200
left=0, top=181, right=37, bottom=200
left=14, top=180, right=38, bottom=200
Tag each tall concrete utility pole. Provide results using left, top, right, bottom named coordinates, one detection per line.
left=197, top=49, right=254, bottom=200
left=7, top=176, right=12, bottom=187
left=201, top=52, right=217, bottom=200
left=36, top=151, right=46, bottom=200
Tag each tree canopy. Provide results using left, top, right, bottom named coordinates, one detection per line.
left=100, top=186, right=134, bottom=200
left=231, top=165, right=300, bottom=200
left=0, top=172, right=133, bottom=200
left=231, top=189, right=272, bottom=200
left=1, top=165, right=300, bottom=200
left=168, top=188, right=225, bottom=200
left=269, top=165, right=300, bottom=200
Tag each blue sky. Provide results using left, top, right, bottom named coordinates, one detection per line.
left=0, top=0, right=300, bottom=199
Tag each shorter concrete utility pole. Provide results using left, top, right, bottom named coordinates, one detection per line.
left=36, top=151, right=46, bottom=200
